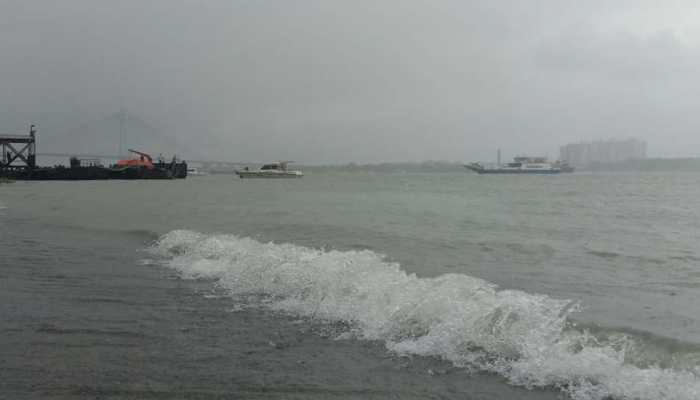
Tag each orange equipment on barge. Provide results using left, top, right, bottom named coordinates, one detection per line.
left=115, top=149, right=155, bottom=169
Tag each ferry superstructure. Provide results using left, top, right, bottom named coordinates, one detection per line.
left=464, top=157, right=573, bottom=174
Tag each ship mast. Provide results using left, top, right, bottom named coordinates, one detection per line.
left=118, top=108, right=126, bottom=159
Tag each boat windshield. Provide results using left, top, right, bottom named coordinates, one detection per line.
left=260, top=164, right=280, bottom=170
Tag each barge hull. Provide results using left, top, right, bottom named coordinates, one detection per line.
left=464, top=165, right=562, bottom=174
left=0, top=162, right=188, bottom=181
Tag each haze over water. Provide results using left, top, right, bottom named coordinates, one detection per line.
left=3, top=1, right=700, bottom=398
left=4, top=1, right=700, bottom=161
left=2, top=171, right=700, bottom=399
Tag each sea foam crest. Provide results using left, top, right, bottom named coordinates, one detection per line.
left=150, top=230, right=700, bottom=400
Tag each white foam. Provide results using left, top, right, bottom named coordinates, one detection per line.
left=150, top=230, right=700, bottom=400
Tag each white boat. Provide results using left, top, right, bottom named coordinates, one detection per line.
left=465, top=156, right=574, bottom=174
left=186, top=167, right=208, bottom=176
left=235, top=161, right=303, bottom=179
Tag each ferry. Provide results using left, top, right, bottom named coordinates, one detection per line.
left=464, top=156, right=573, bottom=174
left=235, top=161, right=303, bottom=179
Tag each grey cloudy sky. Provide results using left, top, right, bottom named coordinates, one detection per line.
left=2, top=0, right=700, bottom=163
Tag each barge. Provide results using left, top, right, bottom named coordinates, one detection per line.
left=1, top=126, right=187, bottom=180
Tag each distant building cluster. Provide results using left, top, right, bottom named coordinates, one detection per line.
left=560, top=138, right=647, bottom=167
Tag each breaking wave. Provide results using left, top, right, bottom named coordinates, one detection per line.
left=148, top=230, right=700, bottom=400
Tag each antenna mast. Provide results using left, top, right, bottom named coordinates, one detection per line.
left=118, top=108, right=126, bottom=158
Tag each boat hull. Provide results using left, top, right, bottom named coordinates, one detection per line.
left=474, top=170, right=561, bottom=174
left=235, top=171, right=303, bottom=179
left=1, top=163, right=188, bottom=180
left=464, top=165, right=562, bottom=174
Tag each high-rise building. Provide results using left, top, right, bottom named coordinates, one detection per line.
left=560, top=139, right=646, bottom=167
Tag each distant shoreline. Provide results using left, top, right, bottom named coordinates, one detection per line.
left=203, top=158, right=700, bottom=174
left=584, top=157, right=700, bottom=172
left=303, top=161, right=465, bottom=173
left=303, top=158, right=700, bottom=173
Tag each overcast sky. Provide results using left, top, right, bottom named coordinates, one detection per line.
left=2, top=1, right=700, bottom=163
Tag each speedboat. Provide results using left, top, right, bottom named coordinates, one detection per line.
left=235, top=161, right=303, bottom=178
left=186, top=167, right=207, bottom=176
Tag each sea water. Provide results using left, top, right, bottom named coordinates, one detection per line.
left=2, top=171, right=699, bottom=399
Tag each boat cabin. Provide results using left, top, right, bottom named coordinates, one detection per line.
left=259, top=162, right=292, bottom=171
left=513, top=156, right=548, bottom=163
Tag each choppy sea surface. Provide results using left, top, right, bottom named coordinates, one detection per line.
left=2, top=171, right=700, bottom=399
